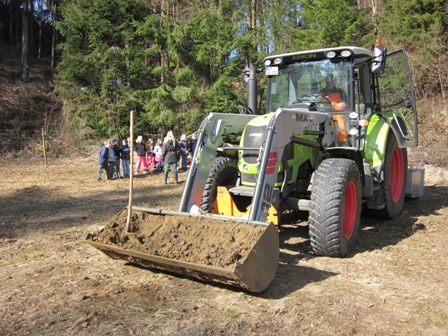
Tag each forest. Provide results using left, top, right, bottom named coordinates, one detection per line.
left=0, top=0, right=447, bottom=142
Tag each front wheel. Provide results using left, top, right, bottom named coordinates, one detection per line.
left=200, top=156, right=239, bottom=213
left=309, top=159, right=362, bottom=257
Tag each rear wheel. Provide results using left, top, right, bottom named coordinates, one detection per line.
left=366, top=132, right=407, bottom=219
left=309, top=159, right=361, bottom=257
left=200, top=157, right=239, bottom=213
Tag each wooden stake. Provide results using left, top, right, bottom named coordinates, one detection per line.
left=125, top=110, right=134, bottom=233
left=41, top=128, right=47, bottom=166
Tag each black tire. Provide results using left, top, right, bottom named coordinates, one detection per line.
left=309, top=159, right=362, bottom=257
left=200, top=157, right=239, bottom=213
left=365, top=132, right=408, bottom=219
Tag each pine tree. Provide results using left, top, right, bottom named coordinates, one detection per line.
left=379, top=0, right=447, bottom=101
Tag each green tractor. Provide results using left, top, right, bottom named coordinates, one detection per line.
left=184, top=40, right=419, bottom=258
left=89, top=41, right=421, bottom=292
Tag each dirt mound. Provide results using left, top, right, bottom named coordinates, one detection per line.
left=87, top=209, right=266, bottom=269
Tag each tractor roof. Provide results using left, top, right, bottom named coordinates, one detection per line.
left=265, top=47, right=372, bottom=64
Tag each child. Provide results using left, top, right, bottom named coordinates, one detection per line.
left=111, top=138, right=121, bottom=178
left=135, top=135, right=148, bottom=174
left=146, top=138, right=156, bottom=172
left=179, top=134, right=189, bottom=172
left=121, top=139, right=130, bottom=178
left=107, top=139, right=116, bottom=180
left=96, top=139, right=110, bottom=181
left=154, top=138, right=164, bottom=173
left=162, top=131, right=180, bottom=184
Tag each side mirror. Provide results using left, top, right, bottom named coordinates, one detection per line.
left=371, top=44, right=387, bottom=74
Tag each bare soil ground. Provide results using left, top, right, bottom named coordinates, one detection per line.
left=0, top=154, right=447, bottom=336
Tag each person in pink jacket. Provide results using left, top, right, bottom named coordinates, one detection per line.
left=146, top=138, right=156, bottom=172
left=134, top=135, right=148, bottom=175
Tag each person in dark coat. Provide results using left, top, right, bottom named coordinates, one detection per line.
left=107, top=139, right=116, bottom=180
left=121, top=139, right=131, bottom=178
left=179, top=134, right=189, bottom=172
left=96, top=139, right=110, bottom=181
left=162, top=130, right=180, bottom=184
left=111, top=138, right=121, bottom=178
left=189, top=133, right=198, bottom=156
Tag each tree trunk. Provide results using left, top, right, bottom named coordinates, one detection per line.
left=160, top=0, right=167, bottom=84
left=15, top=1, right=20, bottom=44
left=38, top=0, right=43, bottom=59
left=9, top=0, right=14, bottom=43
left=371, top=0, right=379, bottom=36
left=51, top=1, right=57, bottom=67
left=22, top=0, right=30, bottom=82
left=29, top=0, right=34, bottom=56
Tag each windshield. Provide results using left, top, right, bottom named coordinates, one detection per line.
left=266, top=59, right=353, bottom=113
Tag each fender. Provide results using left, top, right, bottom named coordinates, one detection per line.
left=364, top=113, right=394, bottom=168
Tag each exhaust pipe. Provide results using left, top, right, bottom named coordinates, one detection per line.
left=242, top=62, right=257, bottom=115
left=247, top=62, right=257, bottom=115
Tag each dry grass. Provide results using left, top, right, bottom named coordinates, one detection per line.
left=0, top=155, right=447, bottom=335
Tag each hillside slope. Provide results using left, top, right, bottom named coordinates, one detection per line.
left=0, top=43, right=62, bottom=156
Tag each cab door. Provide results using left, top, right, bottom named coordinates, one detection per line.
left=377, top=50, right=418, bottom=147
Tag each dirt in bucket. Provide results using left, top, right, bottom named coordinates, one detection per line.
left=86, top=209, right=267, bottom=269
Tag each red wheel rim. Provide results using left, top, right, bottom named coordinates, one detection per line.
left=343, top=180, right=357, bottom=239
left=390, top=147, right=405, bottom=202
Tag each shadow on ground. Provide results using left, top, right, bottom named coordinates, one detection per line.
left=0, top=181, right=183, bottom=239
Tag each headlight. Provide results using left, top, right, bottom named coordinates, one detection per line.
left=349, top=112, right=359, bottom=119
left=273, top=57, right=282, bottom=65
left=340, top=49, right=352, bottom=57
left=326, top=51, right=337, bottom=59
left=264, top=59, right=272, bottom=66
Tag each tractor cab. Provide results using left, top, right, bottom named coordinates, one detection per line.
left=264, top=47, right=372, bottom=114
left=263, top=45, right=418, bottom=149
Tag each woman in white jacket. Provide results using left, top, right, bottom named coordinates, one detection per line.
left=153, top=138, right=164, bottom=173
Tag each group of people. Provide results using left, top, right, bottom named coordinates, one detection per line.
left=96, top=131, right=198, bottom=184
left=96, top=138, right=131, bottom=182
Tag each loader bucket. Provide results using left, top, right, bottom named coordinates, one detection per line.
left=86, top=208, right=279, bottom=293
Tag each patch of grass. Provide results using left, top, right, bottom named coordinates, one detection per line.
left=8, top=244, right=47, bottom=264
left=222, top=308, right=242, bottom=322
left=432, top=311, right=448, bottom=329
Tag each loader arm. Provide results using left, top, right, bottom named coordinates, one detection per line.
left=179, top=112, right=257, bottom=213
left=249, top=108, right=330, bottom=222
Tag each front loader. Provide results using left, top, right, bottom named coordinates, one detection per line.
left=87, top=40, right=421, bottom=292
